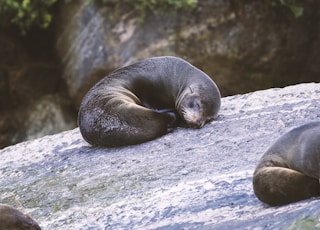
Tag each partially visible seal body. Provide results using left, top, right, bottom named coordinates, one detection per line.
left=0, top=204, right=41, bottom=230
left=78, top=56, right=221, bottom=147
left=253, top=122, right=320, bottom=206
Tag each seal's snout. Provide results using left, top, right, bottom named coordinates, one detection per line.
left=197, top=120, right=206, bottom=128
left=181, top=107, right=207, bottom=129
left=188, top=119, right=205, bottom=129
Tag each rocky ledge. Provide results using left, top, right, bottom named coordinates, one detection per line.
left=0, top=83, right=320, bottom=229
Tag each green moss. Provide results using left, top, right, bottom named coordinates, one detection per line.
left=287, top=216, right=320, bottom=229
left=0, top=0, right=58, bottom=34
left=266, top=0, right=304, bottom=17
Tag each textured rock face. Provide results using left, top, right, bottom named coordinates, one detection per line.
left=0, top=83, right=319, bottom=229
left=55, top=1, right=320, bottom=106
left=23, top=94, right=77, bottom=141
left=0, top=32, right=77, bottom=148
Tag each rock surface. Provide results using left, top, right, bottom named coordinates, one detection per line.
left=0, top=32, right=77, bottom=148
left=55, top=1, right=320, bottom=106
left=2, top=1, right=320, bottom=149
left=0, top=82, right=320, bottom=229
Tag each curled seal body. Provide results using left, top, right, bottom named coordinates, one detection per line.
left=78, top=56, right=221, bottom=147
left=253, top=122, right=320, bottom=206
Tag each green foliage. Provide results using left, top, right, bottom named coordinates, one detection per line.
left=0, top=0, right=59, bottom=34
left=0, top=0, right=305, bottom=35
left=288, top=216, right=320, bottom=229
left=0, top=0, right=196, bottom=34
left=267, top=0, right=304, bottom=17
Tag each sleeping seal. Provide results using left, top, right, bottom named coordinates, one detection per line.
left=78, top=56, right=221, bottom=147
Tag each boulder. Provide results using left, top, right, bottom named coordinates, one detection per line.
left=0, top=83, right=319, bottom=229
left=9, top=64, right=77, bottom=145
left=55, top=1, right=320, bottom=107
left=0, top=32, right=77, bottom=148
left=0, top=69, right=14, bottom=148
left=22, top=94, right=77, bottom=141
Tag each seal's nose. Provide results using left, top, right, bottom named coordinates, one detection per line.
left=189, top=119, right=205, bottom=129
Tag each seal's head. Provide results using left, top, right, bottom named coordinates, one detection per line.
left=177, top=84, right=220, bottom=129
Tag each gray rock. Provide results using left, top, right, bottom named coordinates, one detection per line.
left=23, top=94, right=77, bottom=141
left=55, top=1, right=320, bottom=106
left=0, top=31, right=76, bottom=149
left=0, top=83, right=319, bottom=229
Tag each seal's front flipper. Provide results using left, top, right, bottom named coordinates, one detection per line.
left=155, top=109, right=179, bottom=131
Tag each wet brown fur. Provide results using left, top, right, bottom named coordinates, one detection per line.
left=0, top=204, right=41, bottom=230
